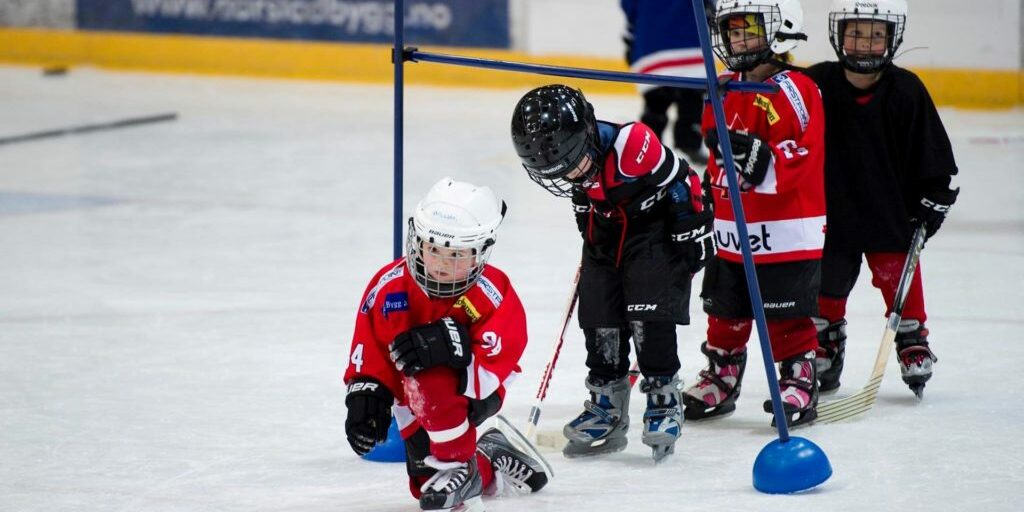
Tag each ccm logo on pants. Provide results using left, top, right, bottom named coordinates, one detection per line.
left=627, top=304, right=658, bottom=312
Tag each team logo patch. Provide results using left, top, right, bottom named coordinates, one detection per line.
left=455, top=296, right=482, bottom=323
left=382, top=292, right=409, bottom=318
left=754, top=94, right=780, bottom=126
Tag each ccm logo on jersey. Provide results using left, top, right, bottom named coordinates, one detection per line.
left=627, top=304, right=658, bottom=311
left=442, top=317, right=464, bottom=357
left=635, top=130, right=652, bottom=164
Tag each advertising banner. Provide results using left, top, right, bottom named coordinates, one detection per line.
left=77, top=0, right=510, bottom=48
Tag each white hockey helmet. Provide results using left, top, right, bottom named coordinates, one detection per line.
left=712, top=0, right=807, bottom=72
left=828, top=0, right=908, bottom=73
left=406, top=177, right=507, bottom=298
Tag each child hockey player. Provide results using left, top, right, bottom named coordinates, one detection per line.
left=511, top=84, right=714, bottom=461
left=683, top=0, right=826, bottom=427
left=343, top=177, right=548, bottom=511
left=806, top=0, right=959, bottom=398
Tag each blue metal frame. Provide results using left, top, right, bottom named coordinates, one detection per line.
left=687, top=0, right=792, bottom=441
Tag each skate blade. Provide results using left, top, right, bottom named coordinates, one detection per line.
left=562, top=436, right=628, bottom=458
left=910, top=384, right=926, bottom=400
left=769, top=409, right=817, bottom=429
left=493, top=415, right=555, bottom=478
left=683, top=404, right=735, bottom=422
left=650, top=443, right=675, bottom=463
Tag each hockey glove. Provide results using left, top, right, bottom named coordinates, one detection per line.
left=571, top=188, right=592, bottom=235
left=671, top=209, right=716, bottom=273
left=912, top=187, right=960, bottom=240
left=344, top=378, right=393, bottom=456
left=706, top=130, right=773, bottom=191
left=389, top=317, right=472, bottom=376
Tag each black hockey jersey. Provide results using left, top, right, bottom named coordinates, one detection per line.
left=805, top=62, right=958, bottom=252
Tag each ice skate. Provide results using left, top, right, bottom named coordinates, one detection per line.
left=683, top=342, right=746, bottom=421
left=895, top=320, right=936, bottom=399
left=562, top=375, right=631, bottom=458
left=477, top=427, right=549, bottom=495
left=419, top=456, right=485, bottom=512
left=813, top=318, right=847, bottom=394
left=639, top=375, right=683, bottom=462
left=764, top=350, right=818, bottom=428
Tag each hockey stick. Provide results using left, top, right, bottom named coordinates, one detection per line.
left=524, top=263, right=582, bottom=443
left=0, top=113, right=178, bottom=146
left=816, top=223, right=928, bottom=423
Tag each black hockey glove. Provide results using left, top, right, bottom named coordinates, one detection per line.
left=571, top=188, right=592, bottom=235
left=389, top=317, right=472, bottom=376
left=706, top=130, right=773, bottom=191
left=344, top=378, right=393, bottom=456
left=671, top=209, right=716, bottom=273
left=912, top=187, right=960, bottom=240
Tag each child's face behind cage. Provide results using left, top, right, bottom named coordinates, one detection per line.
left=422, top=242, right=476, bottom=284
left=842, top=20, right=889, bottom=57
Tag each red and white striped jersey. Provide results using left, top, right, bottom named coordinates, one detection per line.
left=702, top=69, right=826, bottom=264
left=344, top=259, right=527, bottom=431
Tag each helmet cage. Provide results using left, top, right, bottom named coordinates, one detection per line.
left=523, top=132, right=602, bottom=197
left=829, top=10, right=905, bottom=73
left=712, top=6, right=779, bottom=72
left=406, top=218, right=495, bottom=299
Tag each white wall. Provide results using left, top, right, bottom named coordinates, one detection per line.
left=0, top=0, right=73, bottom=28
left=513, top=0, right=1023, bottom=70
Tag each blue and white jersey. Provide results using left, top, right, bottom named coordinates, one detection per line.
left=622, top=0, right=709, bottom=92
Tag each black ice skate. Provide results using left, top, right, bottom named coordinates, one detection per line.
left=895, top=319, right=936, bottom=399
left=477, top=427, right=549, bottom=495
left=764, top=350, right=819, bottom=428
left=683, top=342, right=747, bottom=421
left=813, top=318, right=847, bottom=394
left=562, top=375, right=631, bottom=458
left=419, top=456, right=484, bottom=512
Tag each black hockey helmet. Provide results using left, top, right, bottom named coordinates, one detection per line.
left=511, top=84, right=600, bottom=197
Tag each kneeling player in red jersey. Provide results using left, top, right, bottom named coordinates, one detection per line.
left=343, top=178, right=547, bottom=511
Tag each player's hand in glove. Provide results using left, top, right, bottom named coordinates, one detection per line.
left=912, top=187, right=960, bottom=240
left=706, top=130, right=773, bottom=191
left=571, top=188, right=591, bottom=235
left=671, top=209, right=716, bottom=273
left=345, top=378, right=393, bottom=456
left=389, top=317, right=472, bottom=376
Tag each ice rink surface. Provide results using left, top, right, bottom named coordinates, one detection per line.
left=1, top=65, right=1023, bottom=511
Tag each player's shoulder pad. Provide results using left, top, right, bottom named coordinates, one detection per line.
left=360, top=259, right=406, bottom=315
left=613, top=121, right=665, bottom=179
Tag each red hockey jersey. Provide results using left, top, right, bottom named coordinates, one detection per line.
left=702, top=70, right=826, bottom=264
left=344, top=259, right=527, bottom=432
